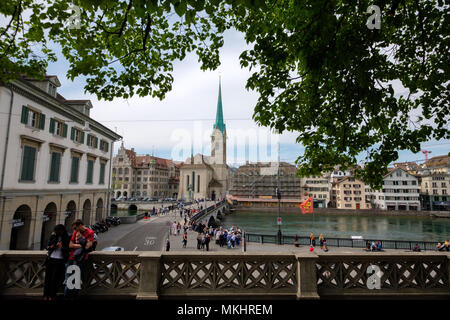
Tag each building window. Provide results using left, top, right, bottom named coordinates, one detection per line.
left=48, top=152, right=61, bottom=183
left=49, top=118, right=67, bottom=137
left=86, top=160, right=94, bottom=183
left=86, top=134, right=98, bottom=148
left=99, top=140, right=109, bottom=152
left=70, top=156, right=80, bottom=183
left=197, top=175, right=200, bottom=192
left=21, top=105, right=45, bottom=130
left=48, top=83, right=57, bottom=96
left=99, top=162, right=106, bottom=184
left=70, top=127, right=84, bottom=144
left=20, top=145, right=37, bottom=181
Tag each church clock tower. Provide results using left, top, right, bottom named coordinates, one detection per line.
left=211, top=77, right=226, bottom=165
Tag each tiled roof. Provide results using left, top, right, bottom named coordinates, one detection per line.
left=425, top=155, right=449, bottom=168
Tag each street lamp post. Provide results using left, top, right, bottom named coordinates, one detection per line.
left=276, top=141, right=282, bottom=245
left=276, top=186, right=282, bottom=245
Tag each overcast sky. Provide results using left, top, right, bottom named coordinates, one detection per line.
left=46, top=28, right=448, bottom=167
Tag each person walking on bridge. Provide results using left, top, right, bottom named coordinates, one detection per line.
left=182, top=232, right=188, bottom=248
left=310, top=232, right=316, bottom=247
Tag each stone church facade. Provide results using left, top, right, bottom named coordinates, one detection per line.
left=178, top=79, right=230, bottom=201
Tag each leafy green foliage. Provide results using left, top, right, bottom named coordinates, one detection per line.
left=229, top=0, right=450, bottom=188
left=1, top=0, right=448, bottom=188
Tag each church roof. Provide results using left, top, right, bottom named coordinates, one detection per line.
left=213, top=77, right=226, bottom=134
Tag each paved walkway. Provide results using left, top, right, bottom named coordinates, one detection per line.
left=97, top=201, right=216, bottom=250
left=167, top=228, right=448, bottom=254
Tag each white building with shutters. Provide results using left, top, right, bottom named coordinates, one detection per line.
left=365, top=167, right=421, bottom=211
left=0, top=75, right=121, bottom=250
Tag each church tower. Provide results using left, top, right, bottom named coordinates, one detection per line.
left=211, top=77, right=226, bottom=165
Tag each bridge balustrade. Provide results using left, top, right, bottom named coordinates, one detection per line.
left=1, top=251, right=448, bottom=299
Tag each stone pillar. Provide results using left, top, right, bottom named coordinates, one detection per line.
left=31, top=195, right=44, bottom=250
left=0, top=198, right=12, bottom=250
left=137, top=252, right=161, bottom=300
left=296, top=253, right=319, bottom=299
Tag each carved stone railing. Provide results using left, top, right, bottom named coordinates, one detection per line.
left=316, top=252, right=450, bottom=298
left=0, top=251, right=449, bottom=299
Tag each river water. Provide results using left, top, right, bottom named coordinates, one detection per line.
left=221, top=210, right=450, bottom=242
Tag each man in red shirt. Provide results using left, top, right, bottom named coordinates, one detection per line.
left=65, top=219, right=95, bottom=299
left=68, top=219, right=95, bottom=261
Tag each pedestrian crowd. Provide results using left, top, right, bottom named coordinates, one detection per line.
left=177, top=220, right=243, bottom=251
left=364, top=240, right=383, bottom=252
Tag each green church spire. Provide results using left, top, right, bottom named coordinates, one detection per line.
left=213, top=76, right=226, bottom=134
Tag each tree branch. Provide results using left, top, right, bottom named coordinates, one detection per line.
left=0, top=5, right=18, bottom=38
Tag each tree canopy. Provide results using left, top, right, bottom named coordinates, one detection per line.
left=1, top=0, right=449, bottom=188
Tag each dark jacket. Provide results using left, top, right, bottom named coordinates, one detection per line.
left=46, top=232, right=70, bottom=263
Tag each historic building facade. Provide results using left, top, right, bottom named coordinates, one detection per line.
left=230, top=162, right=302, bottom=199
left=365, top=168, right=421, bottom=210
left=331, top=176, right=371, bottom=209
left=419, top=155, right=449, bottom=211
left=300, top=174, right=332, bottom=208
left=178, top=79, right=230, bottom=201
left=0, top=75, right=121, bottom=250
left=112, top=142, right=180, bottom=199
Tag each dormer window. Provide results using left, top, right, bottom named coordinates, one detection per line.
left=48, top=83, right=57, bottom=97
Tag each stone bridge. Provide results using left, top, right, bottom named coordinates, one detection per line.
left=189, top=200, right=229, bottom=225
left=0, top=251, right=449, bottom=299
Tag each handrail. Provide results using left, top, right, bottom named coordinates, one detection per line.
left=244, top=233, right=442, bottom=251
left=190, top=200, right=226, bottom=223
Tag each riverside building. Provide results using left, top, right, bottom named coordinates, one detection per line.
left=112, top=142, right=180, bottom=199
left=365, top=167, right=421, bottom=211
left=0, top=75, right=121, bottom=250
